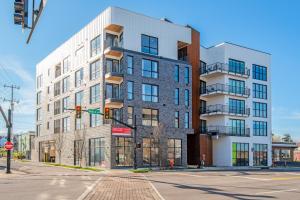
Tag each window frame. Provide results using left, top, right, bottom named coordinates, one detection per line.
left=141, top=34, right=158, bottom=55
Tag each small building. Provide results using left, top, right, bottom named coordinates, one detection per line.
left=272, top=142, right=298, bottom=162
left=15, top=131, right=35, bottom=159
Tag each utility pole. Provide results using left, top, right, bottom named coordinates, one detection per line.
left=0, top=106, right=12, bottom=173
left=133, top=115, right=137, bottom=169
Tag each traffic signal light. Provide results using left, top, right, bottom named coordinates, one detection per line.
left=104, top=108, right=110, bottom=119
left=14, top=0, right=28, bottom=28
left=75, top=106, right=82, bottom=119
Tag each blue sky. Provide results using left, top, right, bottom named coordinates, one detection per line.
left=0, top=0, right=299, bottom=140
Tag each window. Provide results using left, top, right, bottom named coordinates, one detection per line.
left=229, top=79, right=245, bottom=95
left=89, top=137, right=105, bottom=166
left=90, top=35, right=101, bottom=57
left=168, top=139, right=182, bottom=166
left=200, top=81, right=206, bottom=95
left=62, top=76, right=70, bottom=93
left=143, top=138, right=158, bottom=166
left=184, top=112, right=189, bottom=128
left=141, top=34, right=158, bottom=55
left=127, top=81, right=134, bottom=100
left=175, top=111, right=179, bottom=128
left=37, top=74, right=43, bottom=89
left=110, top=109, right=123, bottom=125
left=90, top=84, right=100, bottom=104
left=253, top=102, right=267, bottom=118
left=142, top=108, right=158, bottom=126
left=47, top=122, right=50, bottom=130
left=90, top=114, right=101, bottom=127
left=253, top=144, right=268, bottom=166
left=229, top=98, right=245, bottom=115
left=184, top=67, right=189, bottom=84
left=232, top=143, right=249, bottom=166
left=174, top=65, right=179, bottom=82
left=106, top=59, right=119, bottom=73
left=47, top=86, right=50, bottom=94
left=47, top=104, right=50, bottom=112
left=253, top=121, right=267, bottom=136
left=55, top=64, right=61, bottom=78
left=127, top=56, right=133, bottom=74
left=62, top=117, right=70, bottom=132
left=75, top=68, right=84, bottom=87
left=200, top=100, right=207, bottom=114
left=54, top=119, right=60, bottom=134
left=74, top=140, right=83, bottom=165
left=253, top=64, right=267, bottom=81
left=90, top=60, right=100, bottom=80
left=174, top=88, right=179, bottom=105
left=36, top=108, right=41, bottom=121
left=229, top=119, right=246, bottom=136
left=75, top=91, right=84, bottom=106
left=54, top=100, right=61, bottom=115
left=63, top=56, right=70, bottom=74
left=75, top=118, right=82, bottom=130
left=253, top=83, right=267, bottom=99
left=128, top=106, right=133, bottom=125
left=36, top=91, right=41, bottom=105
left=228, top=59, right=245, bottom=75
left=142, top=59, right=158, bottom=78
left=106, top=84, right=120, bottom=99
left=48, top=68, right=50, bottom=77
left=200, top=61, right=207, bottom=75
left=115, top=137, right=133, bottom=166
left=200, top=120, right=207, bottom=133
left=54, top=81, right=60, bottom=96
left=142, top=84, right=158, bottom=102
left=36, top=124, right=41, bottom=136
left=75, top=46, right=84, bottom=66
left=62, top=96, right=69, bottom=112
left=184, top=89, right=189, bottom=106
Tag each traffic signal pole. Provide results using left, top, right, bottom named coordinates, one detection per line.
left=6, top=109, right=12, bottom=174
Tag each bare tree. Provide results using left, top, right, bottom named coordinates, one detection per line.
left=74, top=124, right=87, bottom=167
left=54, top=131, right=65, bottom=165
left=152, top=122, right=166, bottom=169
left=282, top=134, right=293, bottom=143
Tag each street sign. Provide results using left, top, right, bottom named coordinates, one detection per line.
left=88, top=108, right=101, bottom=114
left=4, top=141, right=13, bottom=150
left=112, top=127, right=132, bottom=136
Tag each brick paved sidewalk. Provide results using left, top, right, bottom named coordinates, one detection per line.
left=84, top=171, right=162, bottom=200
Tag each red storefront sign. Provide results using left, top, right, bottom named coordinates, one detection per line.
left=112, top=127, right=132, bottom=136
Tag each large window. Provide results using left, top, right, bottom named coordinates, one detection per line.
left=89, top=137, right=105, bottom=166
left=253, top=64, right=267, bottom=81
left=127, top=81, right=134, bottom=100
left=75, top=90, right=84, bottom=106
left=168, top=139, right=182, bottom=166
left=229, top=98, right=245, bottom=114
left=62, top=76, right=70, bottom=93
left=106, top=59, right=119, bottom=73
left=75, top=68, right=84, bottom=87
left=229, top=59, right=245, bottom=75
left=90, top=84, right=100, bottom=104
left=90, top=35, right=101, bottom=57
left=184, top=112, right=189, bottom=128
left=142, top=59, right=158, bottom=78
left=143, top=138, right=159, bottom=166
left=63, top=56, right=70, bottom=74
left=174, top=88, right=179, bottom=105
left=229, top=79, right=245, bottom=95
left=141, top=34, right=158, bottom=55
left=90, top=113, right=101, bottom=127
left=62, top=117, right=70, bottom=132
left=115, top=137, right=133, bottom=166
left=229, top=119, right=245, bottom=136
left=174, top=65, right=179, bottom=82
left=175, top=111, right=179, bottom=128
left=106, top=84, right=120, bottom=99
left=142, top=84, right=158, bottom=102
left=54, top=81, right=60, bottom=96
left=253, top=83, right=267, bottom=99
left=54, top=100, right=61, bottom=115
left=127, top=56, right=133, bottom=74
left=253, top=121, right=267, bottom=136
left=253, top=102, right=267, bottom=118
left=142, top=108, right=158, bottom=126
left=184, top=67, right=189, bottom=84
left=184, top=89, right=189, bottom=107
left=90, top=60, right=100, bottom=80
left=253, top=144, right=268, bottom=166
left=232, top=143, right=249, bottom=166
left=127, top=106, right=133, bottom=125
left=62, top=96, right=69, bottom=112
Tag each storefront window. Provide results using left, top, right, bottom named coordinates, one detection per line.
left=39, top=141, right=56, bottom=163
left=232, top=143, right=249, bottom=166
left=167, top=139, right=182, bottom=166
left=89, top=138, right=105, bottom=166
left=115, top=137, right=133, bottom=166
left=253, top=144, right=268, bottom=166
left=143, top=138, right=159, bottom=166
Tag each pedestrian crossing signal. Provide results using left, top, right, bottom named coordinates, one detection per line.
left=75, top=106, right=82, bottom=119
left=104, top=108, right=110, bottom=119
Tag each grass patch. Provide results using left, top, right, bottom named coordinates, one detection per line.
left=46, top=163, right=103, bottom=172
left=19, top=160, right=31, bottom=163
left=129, top=168, right=151, bottom=173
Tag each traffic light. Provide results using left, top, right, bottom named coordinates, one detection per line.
left=14, top=0, right=28, bottom=28
left=104, top=108, right=110, bottom=119
left=75, top=106, right=82, bottom=119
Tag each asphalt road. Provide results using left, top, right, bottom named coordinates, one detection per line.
left=0, top=159, right=105, bottom=200
left=146, top=170, right=300, bottom=200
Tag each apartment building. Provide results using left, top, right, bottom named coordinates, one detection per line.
left=33, top=7, right=194, bottom=168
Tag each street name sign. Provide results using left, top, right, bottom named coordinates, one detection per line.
left=87, top=108, right=101, bottom=114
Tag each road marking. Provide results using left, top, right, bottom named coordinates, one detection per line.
left=76, top=176, right=103, bottom=200
left=256, top=188, right=298, bottom=195
left=232, top=176, right=271, bottom=181
left=271, top=176, right=300, bottom=181
left=144, top=174, right=166, bottom=200
left=285, top=172, right=300, bottom=176
left=173, top=173, right=206, bottom=178
left=49, top=178, right=57, bottom=186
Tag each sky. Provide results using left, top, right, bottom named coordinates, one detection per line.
left=0, top=0, right=300, bottom=140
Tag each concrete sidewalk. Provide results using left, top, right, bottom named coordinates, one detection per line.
left=84, top=171, right=162, bottom=200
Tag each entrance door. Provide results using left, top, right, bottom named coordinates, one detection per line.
left=115, top=137, right=133, bottom=167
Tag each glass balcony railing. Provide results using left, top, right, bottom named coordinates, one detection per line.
left=203, top=126, right=250, bottom=137
left=200, top=83, right=250, bottom=97
left=200, top=104, right=250, bottom=116
left=200, top=62, right=250, bottom=77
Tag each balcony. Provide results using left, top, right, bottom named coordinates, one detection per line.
left=200, top=62, right=250, bottom=78
left=204, top=126, right=250, bottom=137
left=105, top=97, right=123, bottom=109
left=104, top=34, right=123, bottom=58
left=105, top=61, right=123, bottom=84
left=201, top=84, right=250, bottom=98
left=200, top=104, right=250, bottom=117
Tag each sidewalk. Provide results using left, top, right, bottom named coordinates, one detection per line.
left=84, top=170, right=161, bottom=200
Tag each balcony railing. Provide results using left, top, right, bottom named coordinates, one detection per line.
left=200, top=62, right=250, bottom=77
left=200, top=104, right=250, bottom=116
left=104, top=38, right=123, bottom=49
left=203, top=126, right=250, bottom=137
left=201, top=83, right=250, bottom=97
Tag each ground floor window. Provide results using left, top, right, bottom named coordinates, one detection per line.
left=167, top=139, right=182, bottom=166
left=273, top=148, right=292, bottom=162
left=232, top=143, right=249, bottom=166
left=39, top=141, right=56, bottom=163
left=143, top=138, right=159, bottom=166
left=253, top=144, right=268, bottom=166
left=74, top=140, right=83, bottom=166
left=89, top=138, right=105, bottom=166
left=115, top=137, right=133, bottom=166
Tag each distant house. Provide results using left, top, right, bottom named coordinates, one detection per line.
left=15, top=131, right=35, bottom=159
left=272, top=134, right=298, bottom=162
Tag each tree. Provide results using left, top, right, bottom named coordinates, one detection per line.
left=54, top=131, right=65, bottom=165
left=74, top=124, right=87, bottom=167
left=282, top=134, right=293, bottom=143
left=152, top=122, right=167, bottom=169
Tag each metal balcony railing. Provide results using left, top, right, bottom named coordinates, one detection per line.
left=201, top=83, right=250, bottom=97
left=203, top=126, right=250, bottom=137
left=200, top=62, right=250, bottom=77
left=104, top=38, right=123, bottom=49
left=200, top=104, right=250, bottom=116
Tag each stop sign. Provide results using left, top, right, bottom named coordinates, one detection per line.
left=4, top=141, right=13, bottom=150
